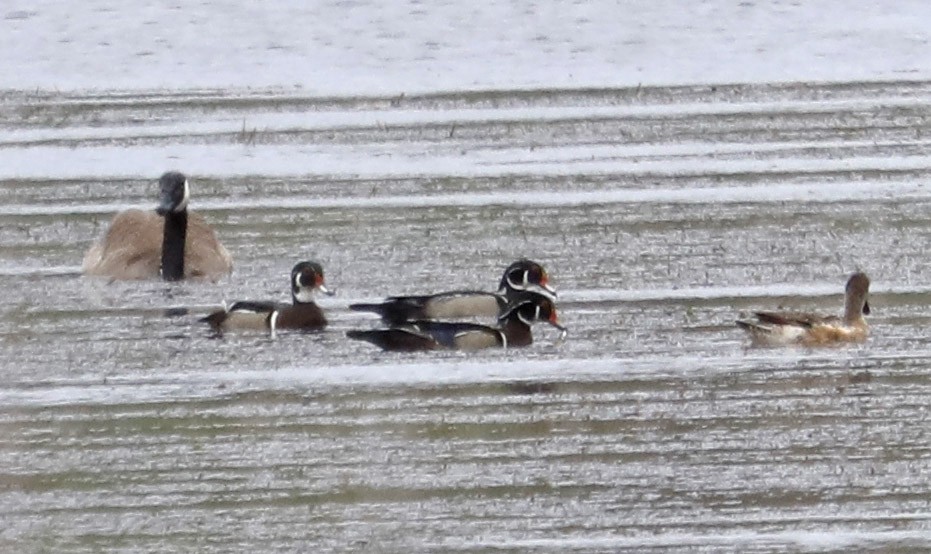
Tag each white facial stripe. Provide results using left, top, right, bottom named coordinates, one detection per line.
left=507, top=270, right=542, bottom=291
left=269, top=310, right=279, bottom=339
left=517, top=307, right=533, bottom=326
left=526, top=284, right=557, bottom=301
left=175, top=179, right=190, bottom=212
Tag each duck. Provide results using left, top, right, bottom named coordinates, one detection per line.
left=202, top=261, right=334, bottom=337
left=348, top=259, right=556, bottom=325
left=347, top=292, right=567, bottom=352
left=83, top=171, right=232, bottom=281
left=736, top=272, right=871, bottom=347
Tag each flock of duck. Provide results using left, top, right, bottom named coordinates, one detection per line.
left=82, top=172, right=873, bottom=350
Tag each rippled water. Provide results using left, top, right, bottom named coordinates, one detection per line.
left=4, top=71, right=931, bottom=553
left=5, top=1, right=931, bottom=92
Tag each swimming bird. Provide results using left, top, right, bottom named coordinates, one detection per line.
left=83, top=171, right=232, bottom=281
left=736, top=272, right=871, bottom=347
left=202, top=261, right=334, bottom=337
left=347, top=292, right=567, bottom=352
left=348, top=259, right=556, bottom=325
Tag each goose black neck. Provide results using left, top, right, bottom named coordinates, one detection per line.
left=160, top=210, right=187, bottom=281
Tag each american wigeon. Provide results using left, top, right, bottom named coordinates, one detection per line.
left=737, top=272, right=871, bottom=347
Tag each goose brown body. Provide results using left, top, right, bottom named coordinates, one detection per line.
left=83, top=209, right=232, bottom=281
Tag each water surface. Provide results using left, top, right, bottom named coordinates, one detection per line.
left=2, top=78, right=931, bottom=551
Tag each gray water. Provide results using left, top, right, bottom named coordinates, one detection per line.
left=2, top=80, right=931, bottom=551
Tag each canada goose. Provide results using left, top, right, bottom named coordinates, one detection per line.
left=736, top=272, right=871, bottom=347
left=349, top=259, right=556, bottom=325
left=202, top=261, right=334, bottom=336
left=83, top=172, right=232, bottom=281
left=347, top=292, right=567, bottom=352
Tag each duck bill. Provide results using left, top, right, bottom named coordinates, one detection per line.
left=526, top=282, right=557, bottom=300
left=538, top=274, right=558, bottom=297
left=316, top=282, right=336, bottom=296
left=862, top=300, right=870, bottom=315
left=546, top=313, right=568, bottom=341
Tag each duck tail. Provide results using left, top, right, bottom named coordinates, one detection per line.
left=200, top=310, right=227, bottom=330
left=349, top=302, right=410, bottom=325
left=346, top=329, right=385, bottom=347
left=735, top=319, right=754, bottom=331
left=736, top=319, right=765, bottom=333
left=348, top=302, right=388, bottom=316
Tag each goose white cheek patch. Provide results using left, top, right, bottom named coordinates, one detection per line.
left=175, top=179, right=191, bottom=212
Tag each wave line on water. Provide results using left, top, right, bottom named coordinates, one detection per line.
left=564, top=282, right=931, bottom=304
left=1, top=180, right=928, bottom=216
left=3, top=139, right=931, bottom=180
left=453, top=528, right=931, bottom=550
left=0, top=349, right=878, bottom=408
left=6, top=95, right=931, bottom=144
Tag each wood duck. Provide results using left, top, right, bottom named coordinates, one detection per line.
left=349, top=259, right=556, bottom=325
left=83, top=171, right=233, bottom=281
left=202, top=261, right=334, bottom=337
left=347, top=292, right=567, bottom=352
left=737, top=272, right=871, bottom=347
